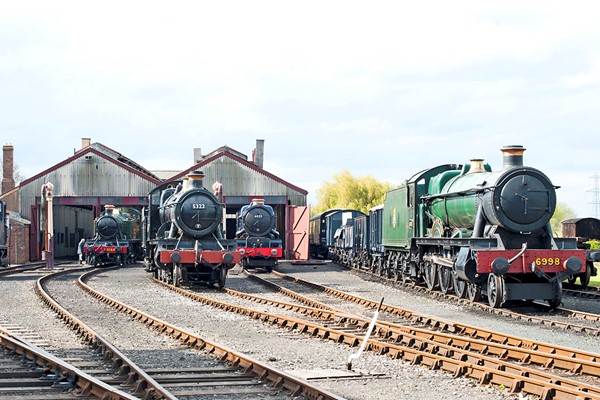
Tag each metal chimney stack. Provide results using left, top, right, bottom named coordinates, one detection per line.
left=500, top=145, right=526, bottom=169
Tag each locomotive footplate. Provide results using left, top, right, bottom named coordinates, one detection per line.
left=474, top=249, right=585, bottom=275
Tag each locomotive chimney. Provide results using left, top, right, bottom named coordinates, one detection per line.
left=186, top=170, right=205, bottom=189
left=254, top=139, right=264, bottom=169
left=2, top=143, right=15, bottom=194
left=500, top=145, right=526, bottom=169
left=81, top=137, right=91, bottom=149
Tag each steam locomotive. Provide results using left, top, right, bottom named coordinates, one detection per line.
left=84, top=205, right=142, bottom=266
left=0, top=201, right=7, bottom=267
left=313, top=146, right=586, bottom=308
left=142, top=171, right=241, bottom=287
left=235, top=199, right=282, bottom=272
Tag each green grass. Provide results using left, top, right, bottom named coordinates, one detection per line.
left=566, top=262, right=600, bottom=287
left=588, top=270, right=600, bottom=288
left=579, top=262, right=600, bottom=287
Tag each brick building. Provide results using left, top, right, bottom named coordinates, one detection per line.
left=7, top=212, right=30, bottom=265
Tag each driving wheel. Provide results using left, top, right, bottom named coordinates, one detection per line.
left=466, top=283, right=481, bottom=302
left=487, top=274, right=506, bottom=308
left=438, top=266, right=453, bottom=294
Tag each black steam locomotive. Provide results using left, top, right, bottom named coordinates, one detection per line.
left=84, top=205, right=142, bottom=266
left=235, top=199, right=282, bottom=272
left=315, top=146, right=586, bottom=308
left=143, top=171, right=240, bottom=287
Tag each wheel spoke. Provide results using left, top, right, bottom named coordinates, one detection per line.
left=487, top=274, right=505, bottom=308
left=466, top=283, right=481, bottom=302
left=438, top=266, right=453, bottom=294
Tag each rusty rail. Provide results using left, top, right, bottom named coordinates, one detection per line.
left=36, top=267, right=177, bottom=400
left=0, top=329, right=138, bottom=400
left=79, top=269, right=347, bottom=400
left=150, top=274, right=600, bottom=399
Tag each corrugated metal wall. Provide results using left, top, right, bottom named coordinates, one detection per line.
left=19, top=147, right=307, bottom=261
left=197, top=156, right=307, bottom=206
left=20, top=156, right=158, bottom=220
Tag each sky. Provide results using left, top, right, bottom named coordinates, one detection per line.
left=1, top=1, right=600, bottom=217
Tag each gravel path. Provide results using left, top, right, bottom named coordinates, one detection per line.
left=276, top=262, right=600, bottom=355
left=4, top=262, right=598, bottom=400
left=87, top=263, right=567, bottom=400
left=0, top=271, right=89, bottom=351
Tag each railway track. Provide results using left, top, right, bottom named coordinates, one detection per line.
left=147, top=268, right=600, bottom=400
left=75, top=267, right=346, bottom=400
left=344, top=262, right=600, bottom=336
left=563, top=284, right=600, bottom=300
left=0, top=327, right=134, bottom=400
left=37, top=267, right=183, bottom=399
left=0, top=260, right=72, bottom=277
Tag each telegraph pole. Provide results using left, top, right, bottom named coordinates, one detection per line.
left=588, top=173, right=600, bottom=219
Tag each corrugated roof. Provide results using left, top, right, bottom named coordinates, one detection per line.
left=20, top=144, right=162, bottom=186
left=168, top=147, right=308, bottom=195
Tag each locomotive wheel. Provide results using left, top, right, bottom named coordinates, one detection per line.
left=370, top=258, right=377, bottom=274
left=437, top=266, right=453, bottom=294
left=466, top=283, right=481, bottom=302
left=487, top=274, right=506, bottom=308
left=377, top=258, right=386, bottom=277
left=453, top=275, right=467, bottom=298
left=547, top=280, right=563, bottom=309
left=423, top=261, right=438, bottom=290
left=218, top=268, right=227, bottom=288
left=390, top=254, right=400, bottom=282
left=173, top=265, right=182, bottom=287
left=580, top=262, right=592, bottom=288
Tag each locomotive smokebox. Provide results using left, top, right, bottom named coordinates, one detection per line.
left=501, top=145, right=526, bottom=169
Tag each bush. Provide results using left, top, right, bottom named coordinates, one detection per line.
left=588, top=240, right=600, bottom=251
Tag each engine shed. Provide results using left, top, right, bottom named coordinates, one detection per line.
left=11, top=139, right=161, bottom=261
left=1, top=138, right=309, bottom=263
left=165, top=140, right=309, bottom=260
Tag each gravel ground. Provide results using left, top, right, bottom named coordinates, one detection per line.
left=3, top=262, right=598, bottom=400
left=274, top=262, right=600, bottom=355
left=85, top=263, right=582, bottom=400
left=0, top=272, right=89, bottom=351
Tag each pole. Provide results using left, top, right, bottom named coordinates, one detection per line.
left=42, top=182, right=55, bottom=269
left=346, top=297, right=384, bottom=370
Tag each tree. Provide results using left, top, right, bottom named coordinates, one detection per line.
left=313, top=170, right=392, bottom=215
left=550, top=201, right=576, bottom=237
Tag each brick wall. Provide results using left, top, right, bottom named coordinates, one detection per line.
left=8, top=220, right=29, bottom=265
left=2, top=144, right=15, bottom=195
